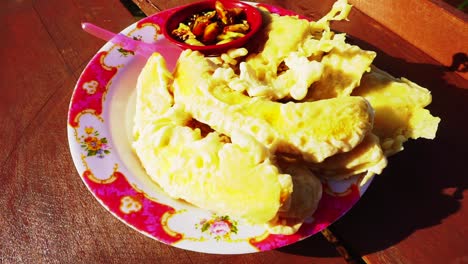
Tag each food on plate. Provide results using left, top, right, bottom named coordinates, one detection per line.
left=240, top=10, right=376, bottom=101
left=133, top=53, right=293, bottom=224
left=132, top=0, right=440, bottom=233
left=267, top=159, right=323, bottom=234
left=174, top=50, right=374, bottom=163
left=171, top=0, right=251, bottom=45
left=303, top=42, right=376, bottom=101
left=307, top=133, right=387, bottom=184
left=352, top=66, right=441, bottom=156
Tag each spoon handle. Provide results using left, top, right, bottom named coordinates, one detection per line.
left=81, top=22, right=182, bottom=69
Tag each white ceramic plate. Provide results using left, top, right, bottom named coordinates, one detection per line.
left=67, top=3, right=372, bottom=254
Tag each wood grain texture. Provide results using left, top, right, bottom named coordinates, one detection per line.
left=0, top=0, right=70, bottom=166
left=131, top=0, right=163, bottom=14
left=349, top=0, right=468, bottom=80
left=1, top=0, right=467, bottom=263
left=0, top=0, right=345, bottom=263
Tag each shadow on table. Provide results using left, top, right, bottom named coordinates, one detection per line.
left=278, top=40, right=468, bottom=258
left=278, top=232, right=342, bottom=257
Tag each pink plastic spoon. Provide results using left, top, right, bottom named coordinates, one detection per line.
left=81, top=22, right=182, bottom=70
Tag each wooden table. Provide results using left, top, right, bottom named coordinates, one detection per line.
left=1, top=0, right=467, bottom=263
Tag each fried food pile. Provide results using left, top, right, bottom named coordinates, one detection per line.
left=132, top=0, right=440, bottom=234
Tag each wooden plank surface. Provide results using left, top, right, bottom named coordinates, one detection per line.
left=0, top=0, right=346, bottom=263
left=349, top=0, right=468, bottom=80
left=0, top=0, right=70, bottom=166
left=1, top=0, right=467, bottom=263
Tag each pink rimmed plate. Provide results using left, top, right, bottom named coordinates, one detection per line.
left=67, top=2, right=373, bottom=254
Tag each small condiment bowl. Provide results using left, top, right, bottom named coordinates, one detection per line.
left=163, top=0, right=263, bottom=56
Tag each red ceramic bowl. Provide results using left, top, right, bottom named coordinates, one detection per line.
left=163, top=0, right=263, bottom=55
